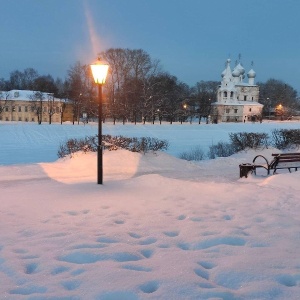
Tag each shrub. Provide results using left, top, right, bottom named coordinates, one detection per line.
left=229, top=132, right=269, bottom=152
left=179, top=146, right=205, bottom=161
left=271, top=129, right=300, bottom=150
left=207, top=141, right=235, bottom=159
left=57, top=136, right=98, bottom=158
left=57, top=135, right=169, bottom=158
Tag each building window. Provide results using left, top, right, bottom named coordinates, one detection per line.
left=230, top=91, right=234, bottom=98
left=226, top=109, right=230, bottom=113
left=224, top=91, right=228, bottom=98
left=25, top=118, right=28, bottom=122
left=31, top=118, right=35, bottom=122
left=18, top=117, right=22, bottom=121
left=234, top=109, right=238, bottom=113
left=6, top=117, right=9, bottom=121
left=12, top=106, right=16, bottom=111
left=25, top=106, right=28, bottom=112
left=18, top=106, right=22, bottom=112
left=31, top=106, right=35, bottom=112
left=5, top=106, right=9, bottom=112
left=43, top=106, right=47, bottom=113
left=252, top=97, right=254, bottom=101
left=244, top=96, right=247, bottom=101
left=249, top=108, right=252, bottom=112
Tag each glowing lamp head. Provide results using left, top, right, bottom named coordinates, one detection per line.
left=91, top=58, right=109, bottom=85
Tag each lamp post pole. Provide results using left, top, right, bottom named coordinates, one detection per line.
left=90, top=57, right=109, bottom=185
left=97, top=83, right=103, bottom=184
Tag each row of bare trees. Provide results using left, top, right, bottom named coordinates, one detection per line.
left=61, top=48, right=217, bottom=124
left=1, top=48, right=299, bottom=124
left=258, top=79, right=299, bottom=119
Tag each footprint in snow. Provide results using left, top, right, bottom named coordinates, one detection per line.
left=114, top=219, right=125, bottom=224
left=193, top=236, right=246, bottom=250
left=122, top=265, right=152, bottom=272
left=61, top=280, right=81, bottom=290
left=276, top=274, right=297, bottom=287
left=139, top=280, right=160, bottom=294
left=223, top=214, right=232, bottom=220
left=128, top=232, right=142, bottom=239
left=139, top=237, right=157, bottom=245
left=163, top=230, right=179, bottom=237
left=140, top=249, right=154, bottom=258
left=194, top=268, right=209, bottom=280
left=9, top=285, right=47, bottom=295
left=24, top=262, right=39, bottom=274
left=51, top=265, right=70, bottom=275
left=71, top=268, right=85, bottom=276
left=197, top=261, right=216, bottom=270
left=59, top=251, right=142, bottom=264
left=177, top=214, right=186, bottom=220
left=198, top=282, right=215, bottom=289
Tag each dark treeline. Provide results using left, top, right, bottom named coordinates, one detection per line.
left=258, top=79, right=299, bottom=117
left=0, top=48, right=299, bottom=123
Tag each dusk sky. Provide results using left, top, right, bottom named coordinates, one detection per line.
left=1, top=0, right=300, bottom=92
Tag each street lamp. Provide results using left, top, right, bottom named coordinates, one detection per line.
left=90, top=57, right=109, bottom=184
left=276, top=104, right=283, bottom=120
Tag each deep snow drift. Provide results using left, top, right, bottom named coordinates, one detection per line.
left=1, top=121, right=300, bottom=300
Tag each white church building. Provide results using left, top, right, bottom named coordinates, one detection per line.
left=211, top=59, right=263, bottom=123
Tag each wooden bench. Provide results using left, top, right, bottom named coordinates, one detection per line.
left=253, top=153, right=300, bottom=175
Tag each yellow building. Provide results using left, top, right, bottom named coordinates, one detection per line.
left=0, top=90, right=73, bottom=123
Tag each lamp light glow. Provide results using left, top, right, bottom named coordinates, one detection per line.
left=91, top=58, right=109, bottom=84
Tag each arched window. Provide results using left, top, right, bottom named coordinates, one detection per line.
left=230, top=91, right=234, bottom=98
left=224, top=91, right=227, bottom=98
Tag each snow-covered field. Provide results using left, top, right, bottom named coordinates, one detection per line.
left=1, top=120, right=300, bottom=299
left=1, top=120, right=300, bottom=165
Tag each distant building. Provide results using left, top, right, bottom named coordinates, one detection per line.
left=0, top=90, right=73, bottom=123
left=211, top=59, right=263, bottom=123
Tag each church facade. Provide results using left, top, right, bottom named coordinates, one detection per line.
left=211, top=59, right=263, bottom=123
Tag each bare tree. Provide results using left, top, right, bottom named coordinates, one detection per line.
left=100, top=48, right=162, bottom=124
left=47, top=93, right=55, bottom=124
left=191, top=80, right=218, bottom=123
left=66, top=62, right=96, bottom=124
left=258, top=79, right=299, bottom=117
left=8, top=68, right=39, bottom=90
left=0, top=92, right=9, bottom=117
left=29, top=91, right=45, bottom=124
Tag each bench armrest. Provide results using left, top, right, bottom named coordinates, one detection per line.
left=253, top=155, right=269, bottom=166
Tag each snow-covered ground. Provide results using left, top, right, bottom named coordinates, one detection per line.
left=1, top=120, right=300, bottom=299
